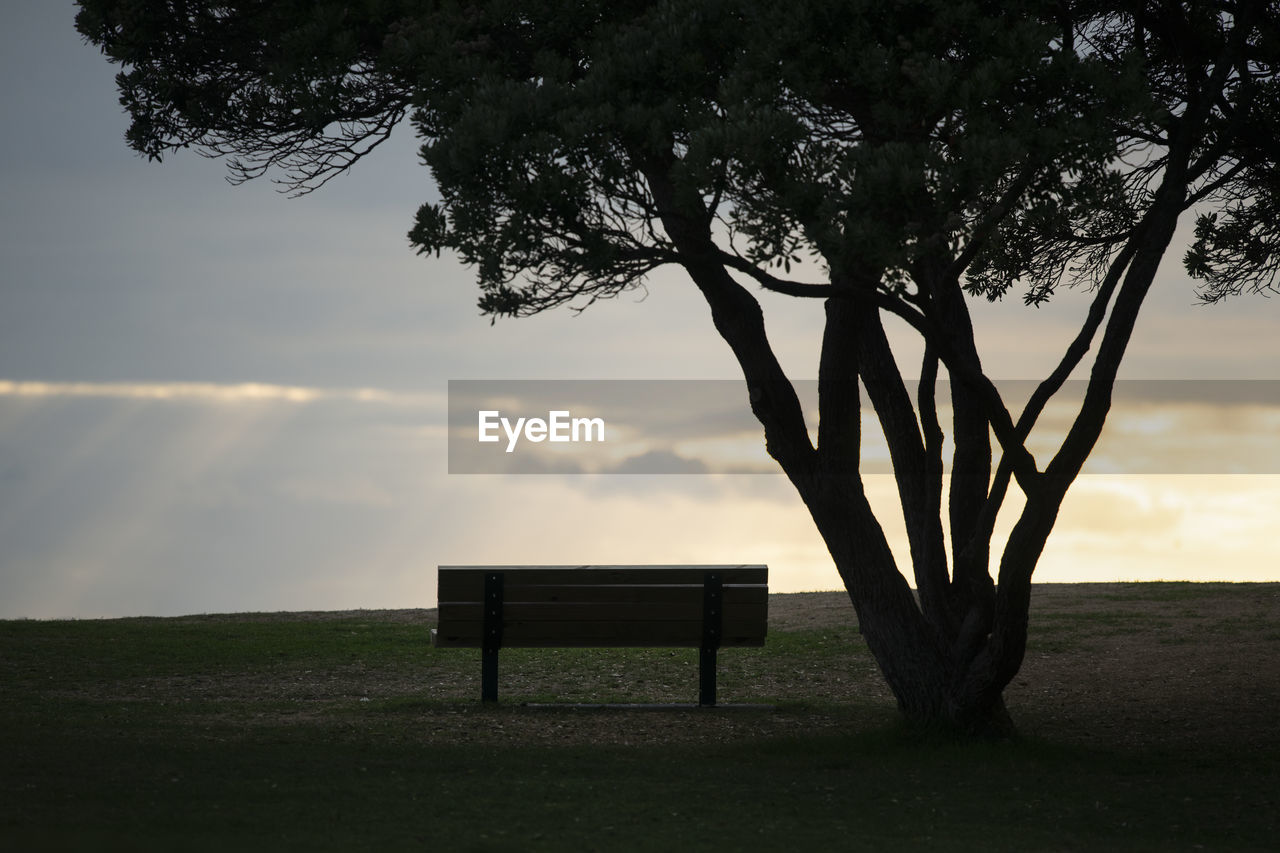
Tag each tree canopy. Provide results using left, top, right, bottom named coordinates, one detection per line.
left=78, top=0, right=1280, bottom=735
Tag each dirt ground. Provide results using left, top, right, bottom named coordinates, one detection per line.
left=1010, top=583, right=1280, bottom=748
left=767, top=584, right=1280, bottom=747
left=215, top=583, right=1280, bottom=747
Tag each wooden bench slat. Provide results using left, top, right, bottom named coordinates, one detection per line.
left=438, top=584, right=766, bottom=608
left=438, top=597, right=767, bottom=625
left=437, top=565, right=766, bottom=600
left=439, top=564, right=767, bottom=578
left=432, top=619, right=768, bottom=648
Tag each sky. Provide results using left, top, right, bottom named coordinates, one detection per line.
left=2, top=2, right=1278, bottom=619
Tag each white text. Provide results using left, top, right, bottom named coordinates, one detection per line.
left=478, top=410, right=606, bottom=452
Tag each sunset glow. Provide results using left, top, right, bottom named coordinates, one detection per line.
left=1, top=4, right=1277, bottom=619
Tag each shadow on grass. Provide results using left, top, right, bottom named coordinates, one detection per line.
left=3, top=589, right=1278, bottom=851
left=4, top=713, right=1277, bottom=852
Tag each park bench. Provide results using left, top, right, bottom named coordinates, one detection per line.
left=431, top=565, right=768, bottom=706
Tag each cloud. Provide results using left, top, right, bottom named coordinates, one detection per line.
left=0, top=379, right=441, bottom=406
left=1036, top=475, right=1280, bottom=583
left=0, top=379, right=321, bottom=403
left=605, top=450, right=710, bottom=475
left=0, top=386, right=442, bottom=618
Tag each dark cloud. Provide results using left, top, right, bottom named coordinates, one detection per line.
left=606, top=450, right=710, bottom=475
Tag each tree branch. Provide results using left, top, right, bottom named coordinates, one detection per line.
left=716, top=249, right=838, bottom=297
left=844, top=292, right=953, bottom=633
left=958, top=236, right=1136, bottom=571
left=644, top=163, right=818, bottom=479
left=947, top=164, right=1041, bottom=283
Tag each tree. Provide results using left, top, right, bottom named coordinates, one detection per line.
left=77, top=0, right=1279, bottom=736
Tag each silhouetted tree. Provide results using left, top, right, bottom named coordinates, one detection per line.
left=77, top=0, right=1280, bottom=735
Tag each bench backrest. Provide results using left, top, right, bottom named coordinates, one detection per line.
left=433, top=565, right=768, bottom=648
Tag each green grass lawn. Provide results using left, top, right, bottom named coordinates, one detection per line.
left=2, top=586, right=1277, bottom=851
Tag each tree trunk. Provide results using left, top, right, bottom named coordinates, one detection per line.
left=797, top=474, right=1024, bottom=738
left=648, top=160, right=1035, bottom=739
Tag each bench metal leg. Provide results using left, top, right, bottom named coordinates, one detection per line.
left=699, top=645, right=717, bottom=707
left=700, top=572, right=723, bottom=706
left=482, top=646, right=499, bottom=703
left=482, top=572, right=504, bottom=703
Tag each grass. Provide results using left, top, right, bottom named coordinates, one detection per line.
left=2, top=585, right=1278, bottom=851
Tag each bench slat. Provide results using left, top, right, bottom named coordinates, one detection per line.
left=440, top=584, right=764, bottom=607
left=439, top=584, right=765, bottom=608
left=440, top=564, right=767, bottom=579
left=437, top=564, right=766, bottom=600
left=432, top=618, right=768, bottom=648
left=438, top=595, right=766, bottom=625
